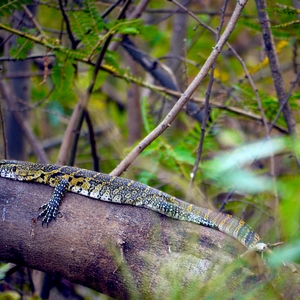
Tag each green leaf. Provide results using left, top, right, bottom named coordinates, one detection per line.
left=51, top=59, right=76, bottom=103
left=265, top=6, right=299, bottom=16
left=118, top=28, right=139, bottom=35
left=171, top=146, right=195, bottom=166
left=9, top=36, right=34, bottom=60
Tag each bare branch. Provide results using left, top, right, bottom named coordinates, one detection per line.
left=255, top=0, right=297, bottom=135
left=188, top=0, right=228, bottom=187
left=110, top=0, right=248, bottom=176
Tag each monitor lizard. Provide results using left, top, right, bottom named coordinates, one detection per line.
left=0, top=160, right=268, bottom=253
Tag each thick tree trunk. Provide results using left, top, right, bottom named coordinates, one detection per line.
left=0, top=178, right=299, bottom=299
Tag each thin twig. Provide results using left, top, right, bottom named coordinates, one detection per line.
left=268, top=66, right=300, bottom=135
left=58, top=0, right=78, bottom=48
left=21, top=5, right=44, bottom=36
left=101, top=0, right=123, bottom=18
left=188, top=0, right=228, bottom=189
left=110, top=0, right=248, bottom=176
left=145, top=8, right=256, bottom=18
left=84, top=111, right=100, bottom=172
left=0, top=54, right=56, bottom=62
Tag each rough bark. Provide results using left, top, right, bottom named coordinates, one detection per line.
left=0, top=178, right=299, bottom=299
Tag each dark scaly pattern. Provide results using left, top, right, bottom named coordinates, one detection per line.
left=0, top=160, right=267, bottom=251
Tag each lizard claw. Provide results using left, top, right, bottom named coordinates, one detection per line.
left=38, top=198, right=59, bottom=226
left=37, top=178, right=69, bottom=226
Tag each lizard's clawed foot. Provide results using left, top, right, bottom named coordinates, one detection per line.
left=38, top=198, right=59, bottom=226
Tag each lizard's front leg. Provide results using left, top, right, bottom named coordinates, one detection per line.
left=38, top=178, right=69, bottom=226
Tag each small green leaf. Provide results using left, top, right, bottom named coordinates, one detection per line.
left=9, top=36, right=34, bottom=60
left=118, top=28, right=139, bottom=35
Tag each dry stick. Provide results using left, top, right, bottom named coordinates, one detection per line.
left=188, top=0, right=229, bottom=191
left=110, top=0, right=248, bottom=176
left=101, top=0, right=123, bottom=18
left=0, top=81, right=48, bottom=163
left=255, top=0, right=297, bottom=135
left=21, top=5, right=44, bottom=36
left=146, top=8, right=257, bottom=18
left=84, top=110, right=100, bottom=172
left=58, top=0, right=77, bottom=48
left=0, top=54, right=56, bottom=62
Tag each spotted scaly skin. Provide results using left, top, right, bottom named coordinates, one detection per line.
left=0, top=160, right=268, bottom=252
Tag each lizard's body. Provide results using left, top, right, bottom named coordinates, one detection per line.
left=0, top=160, right=267, bottom=252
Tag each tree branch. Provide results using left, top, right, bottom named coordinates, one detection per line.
left=0, top=178, right=300, bottom=299
left=110, top=0, right=248, bottom=176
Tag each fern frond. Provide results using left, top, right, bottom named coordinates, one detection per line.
left=240, top=19, right=294, bottom=39
left=239, top=20, right=262, bottom=33
left=71, top=10, right=101, bottom=41
left=51, top=58, right=76, bottom=103
left=9, top=37, right=34, bottom=59
left=9, top=28, right=37, bottom=59
left=83, top=0, right=104, bottom=32
left=265, top=5, right=299, bottom=16
left=0, top=0, right=32, bottom=16
left=54, top=48, right=89, bottom=61
left=103, top=50, right=120, bottom=72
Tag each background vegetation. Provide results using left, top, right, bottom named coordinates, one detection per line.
left=0, top=0, right=300, bottom=299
